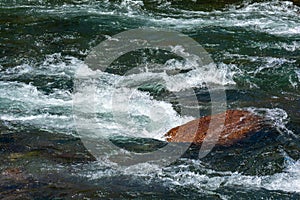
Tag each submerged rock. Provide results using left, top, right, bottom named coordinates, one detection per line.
left=165, top=110, right=266, bottom=146
left=0, top=124, right=96, bottom=164
left=292, top=0, right=300, bottom=6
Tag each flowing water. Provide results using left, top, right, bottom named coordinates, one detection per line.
left=0, top=0, right=299, bottom=199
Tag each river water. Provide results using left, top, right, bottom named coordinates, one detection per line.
left=0, top=0, right=299, bottom=199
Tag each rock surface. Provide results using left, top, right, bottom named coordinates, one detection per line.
left=165, top=110, right=265, bottom=146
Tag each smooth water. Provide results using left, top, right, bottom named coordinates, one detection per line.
left=0, top=0, right=299, bottom=199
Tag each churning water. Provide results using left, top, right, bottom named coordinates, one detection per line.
left=0, top=0, right=299, bottom=199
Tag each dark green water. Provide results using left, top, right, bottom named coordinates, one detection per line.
left=0, top=0, right=299, bottom=199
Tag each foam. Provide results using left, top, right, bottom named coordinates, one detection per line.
left=245, top=107, right=296, bottom=137
left=75, top=157, right=300, bottom=194
left=6, top=1, right=299, bottom=36
left=251, top=40, right=300, bottom=52
left=74, top=47, right=235, bottom=141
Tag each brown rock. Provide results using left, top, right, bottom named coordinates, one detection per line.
left=165, top=110, right=265, bottom=146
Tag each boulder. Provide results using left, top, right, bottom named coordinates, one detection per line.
left=165, top=110, right=266, bottom=146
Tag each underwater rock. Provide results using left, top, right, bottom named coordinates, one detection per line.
left=292, top=0, right=300, bottom=6
left=1, top=168, right=25, bottom=182
left=165, top=110, right=266, bottom=146
left=0, top=124, right=96, bottom=164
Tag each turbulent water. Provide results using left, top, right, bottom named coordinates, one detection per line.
left=0, top=0, right=300, bottom=199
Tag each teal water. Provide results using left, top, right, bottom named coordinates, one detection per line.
left=0, top=0, right=300, bottom=199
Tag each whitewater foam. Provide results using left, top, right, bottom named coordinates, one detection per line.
left=8, top=1, right=300, bottom=36
left=74, top=156, right=300, bottom=194
left=245, top=107, right=296, bottom=137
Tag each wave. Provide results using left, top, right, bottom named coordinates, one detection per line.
left=73, top=156, right=300, bottom=194
left=245, top=107, right=296, bottom=137
left=3, top=1, right=299, bottom=36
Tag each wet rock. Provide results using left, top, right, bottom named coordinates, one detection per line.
left=0, top=124, right=102, bottom=199
left=110, top=135, right=168, bottom=153
left=0, top=125, right=96, bottom=164
left=164, top=110, right=298, bottom=175
left=0, top=166, right=105, bottom=200
left=1, top=168, right=25, bottom=182
left=0, top=166, right=38, bottom=200
left=165, top=110, right=266, bottom=146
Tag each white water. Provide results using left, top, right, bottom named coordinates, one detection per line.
left=73, top=47, right=235, bottom=140
left=4, top=1, right=300, bottom=36
left=1, top=0, right=299, bottom=196
left=0, top=52, right=234, bottom=137
left=72, top=155, right=300, bottom=194
left=2, top=52, right=298, bottom=194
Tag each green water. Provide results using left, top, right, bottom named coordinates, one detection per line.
left=0, top=0, right=299, bottom=199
